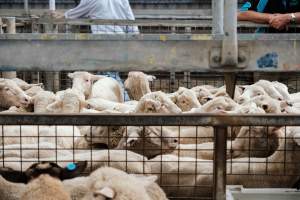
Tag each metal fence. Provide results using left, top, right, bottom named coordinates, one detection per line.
left=1, top=114, right=300, bottom=200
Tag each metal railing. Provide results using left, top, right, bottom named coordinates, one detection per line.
left=1, top=114, right=300, bottom=200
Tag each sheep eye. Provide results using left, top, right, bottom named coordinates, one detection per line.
left=85, top=79, right=89, bottom=82
left=87, top=104, right=91, bottom=109
left=4, top=87, right=9, bottom=91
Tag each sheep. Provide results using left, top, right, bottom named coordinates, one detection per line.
left=1, top=106, right=31, bottom=113
left=188, top=96, right=240, bottom=113
left=2, top=150, right=150, bottom=175
left=0, top=142, right=73, bottom=159
left=0, top=161, right=87, bottom=200
left=0, top=125, right=81, bottom=150
left=247, top=95, right=284, bottom=113
left=24, top=85, right=44, bottom=97
left=11, top=78, right=43, bottom=91
left=191, top=86, right=214, bottom=105
left=47, top=88, right=87, bottom=113
left=237, top=85, right=267, bottom=104
left=67, top=71, right=105, bottom=99
left=135, top=91, right=182, bottom=114
left=90, top=75, right=124, bottom=103
left=169, top=87, right=201, bottom=112
left=172, top=126, right=279, bottom=160
left=86, top=98, right=136, bottom=113
left=80, top=167, right=167, bottom=200
left=0, top=78, right=31, bottom=109
left=116, top=126, right=178, bottom=158
left=31, top=90, right=56, bottom=113
left=124, top=71, right=156, bottom=101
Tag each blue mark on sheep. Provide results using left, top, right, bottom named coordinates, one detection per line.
left=257, top=52, right=278, bottom=69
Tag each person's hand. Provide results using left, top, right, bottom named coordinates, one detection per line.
left=50, top=11, right=65, bottom=19
left=269, top=14, right=291, bottom=30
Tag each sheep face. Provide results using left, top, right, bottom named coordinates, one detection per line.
left=229, top=126, right=280, bottom=159
left=191, top=86, right=214, bottom=105
left=68, top=72, right=104, bottom=98
left=85, top=126, right=125, bottom=148
left=0, top=79, right=31, bottom=108
left=250, top=95, right=282, bottom=113
left=237, top=85, right=266, bottom=104
left=136, top=91, right=182, bottom=114
left=116, top=126, right=178, bottom=158
left=82, top=167, right=157, bottom=200
left=172, top=87, right=201, bottom=112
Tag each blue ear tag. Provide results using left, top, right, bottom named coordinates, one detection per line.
left=67, top=163, right=77, bottom=171
left=240, top=2, right=252, bottom=12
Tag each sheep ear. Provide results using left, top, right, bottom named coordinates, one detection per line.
left=91, top=75, right=105, bottom=81
left=67, top=73, right=75, bottom=79
left=97, top=186, right=115, bottom=198
left=146, top=75, right=156, bottom=82
left=60, top=161, right=87, bottom=180
left=46, top=100, right=62, bottom=113
left=0, top=167, right=27, bottom=183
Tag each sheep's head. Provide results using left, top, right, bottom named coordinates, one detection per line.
left=136, top=91, right=181, bottom=114
left=83, top=167, right=157, bottom=200
left=251, top=95, right=282, bottom=113
left=68, top=71, right=105, bottom=98
left=0, top=78, right=31, bottom=108
left=125, top=71, right=156, bottom=101
left=171, top=87, right=201, bottom=112
left=116, top=126, right=178, bottom=158
left=237, top=85, right=266, bottom=104
left=229, top=126, right=281, bottom=159
left=47, top=89, right=87, bottom=113
left=0, top=161, right=87, bottom=184
left=85, top=126, right=125, bottom=149
left=191, top=86, right=214, bottom=105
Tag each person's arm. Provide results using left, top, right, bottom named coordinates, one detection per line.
left=269, top=12, right=300, bottom=30
left=238, top=10, right=274, bottom=23
left=65, top=0, right=91, bottom=19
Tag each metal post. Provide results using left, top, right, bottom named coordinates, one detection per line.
left=2, top=17, right=17, bottom=79
left=212, top=0, right=224, bottom=35
left=0, top=18, right=3, bottom=34
left=213, top=126, right=227, bottom=200
left=221, top=0, right=238, bottom=66
left=224, top=73, right=237, bottom=99
left=24, top=0, right=29, bottom=15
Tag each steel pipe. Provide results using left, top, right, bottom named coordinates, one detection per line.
left=212, top=0, right=224, bottom=35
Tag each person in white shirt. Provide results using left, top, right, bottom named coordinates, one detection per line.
left=53, top=0, right=139, bottom=34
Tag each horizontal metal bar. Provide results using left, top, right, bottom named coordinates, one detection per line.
left=0, top=114, right=300, bottom=126
left=1, top=34, right=300, bottom=72
left=0, top=9, right=212, bottom=19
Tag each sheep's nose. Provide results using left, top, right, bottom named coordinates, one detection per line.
left=173, top=139, right=178, bottom=143
left=262, top=104, right=268, bottom=111
left=238, top=98, right=245, bottom=104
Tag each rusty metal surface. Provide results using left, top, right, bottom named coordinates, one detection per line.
left=1, top=114, right=300, bottom=126
left=214, top=127, right=227, bottom=200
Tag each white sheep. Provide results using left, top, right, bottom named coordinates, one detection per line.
left=80, top=167, right=167, bottom=200
left=169, top=87, right=201, bottom=112
left=116, top=126, right=178, bottom=158
left=47, top=88, right=87, bottom=113
left=191, top=86, right=214, bottom=105
left=67, top=71, right=105, bottom=99
left=86, top=98, right=136, bottom=113
left=124, top=71, right=156, bottom=101
left=135, top=91, right=182, bottom=113
left=0, top=78, right=31, bottom=109
left=31, top=90, right=56, bottom=113
left=0, top=125, right=81, bottom=150
left=11, top=78, right=43, bottom=91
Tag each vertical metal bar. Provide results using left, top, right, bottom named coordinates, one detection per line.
left=224, top=73, right=237, bottom=99
left=0, top=18, right=3, bottom=34
left=221, top=0, right=238, bottom=66
left=212, top=0, right=224, bottom=35
left=213, top=126, right=227, bottom=200
left=24, top=0, right=29, bottom=15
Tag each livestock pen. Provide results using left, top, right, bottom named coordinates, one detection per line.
left=1, top=0, right=300, bottom=200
